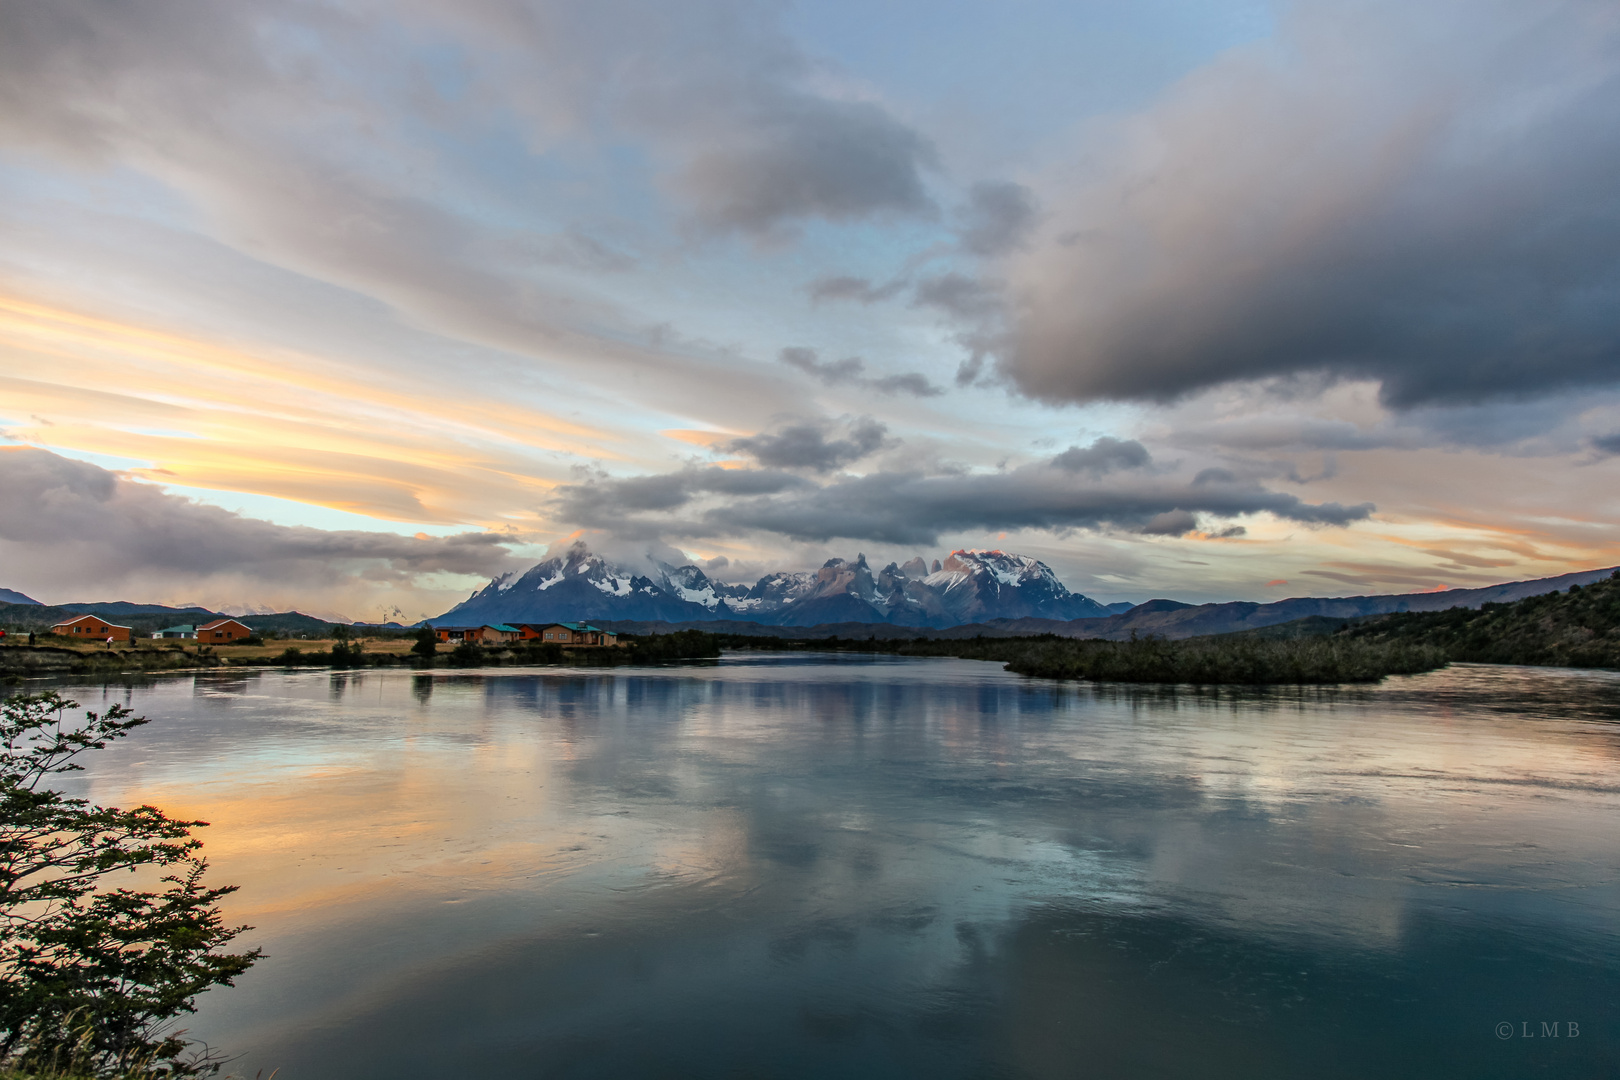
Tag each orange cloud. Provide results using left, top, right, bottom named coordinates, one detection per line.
left=0, top=294, right=628, bottom=528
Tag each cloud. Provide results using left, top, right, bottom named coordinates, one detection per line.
left=1050, top=436, right=1152, bottom=475
left=779, top=347, right=945, bottom=397
left=727, top=418, right=889, bottom=472
left=677, top=96, right=938, bottom=236
left=956, top=181, right=1038, bottom=257
left=0, top=0, right=936, bottom=431
left=1140, top=510, right=1198, bottom=536
left=1592, top=432, right=1620, bottom=455
left=0, top=448, right=520, bottom=613
left=1002, top=0, right=1620, bottom=409
left=549, top=444, right=1374, bottom=547
left=912, top=273, right=1001, bottom=321
left=806, top=275, right=907, bottom=305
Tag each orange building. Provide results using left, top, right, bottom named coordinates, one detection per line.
left=529, top=622, right=621, bottom=647
left=433, top=624, right=521, bottom=645
left=196, top=618, right=255, bottom=642
left=50, top=614, right=132, bottom=642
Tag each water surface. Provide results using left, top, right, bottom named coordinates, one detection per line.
left=48, top=656, right=1620, bottom=1078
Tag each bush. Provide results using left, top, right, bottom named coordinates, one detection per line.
left=329, top=639, right=365, bottom=669
left=0, top=693, right=260, bottom=1076
left=411, top=628, right=437, bottom=661
left=448, top=642, right=483, bottom=667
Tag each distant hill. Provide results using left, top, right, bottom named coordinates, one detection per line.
left=0, top=601, right=339, bottom=639
left=1339, top=571, right=1620, bottom=669
left=593, top=566, right=1620, bottom=643
left=1023, top=566, right=1620, bottom=641
left=0, top=588, right=40, bottom=605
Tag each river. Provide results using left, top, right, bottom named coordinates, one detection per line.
left=44, top=654, right=1620, bottom=1078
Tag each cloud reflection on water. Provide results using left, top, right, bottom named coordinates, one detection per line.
left=50, top=657, right=1620, bottom=1079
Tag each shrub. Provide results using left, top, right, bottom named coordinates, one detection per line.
left=411, top=628, right=437, bottom=661
left=448, top=642, right=483, bottom=667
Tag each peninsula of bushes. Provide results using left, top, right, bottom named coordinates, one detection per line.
left=725, top=630, right=1448, bottom=684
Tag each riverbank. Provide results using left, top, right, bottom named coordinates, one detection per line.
left=0, top=629, right=721, bottom=679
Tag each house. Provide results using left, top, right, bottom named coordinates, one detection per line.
left=529, top=622, right=621, bottom=647
left=432, top=624, right=520, bottom=645
left=196, top=618, right=254, bottom=642
left=50, top=614, right=132, bottom=642
left=153, top=625, right=196, bottom=639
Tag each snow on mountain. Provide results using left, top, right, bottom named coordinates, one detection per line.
left=434, top=543, right=1111, bottom=628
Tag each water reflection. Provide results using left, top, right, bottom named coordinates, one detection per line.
left=38, top=657, right=1620, bottom=1079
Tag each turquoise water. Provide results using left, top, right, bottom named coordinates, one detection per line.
left=47, top=656, right=1620, bottom=1078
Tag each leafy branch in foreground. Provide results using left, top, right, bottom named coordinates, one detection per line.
left=0, top=693, right=261, bottom=1077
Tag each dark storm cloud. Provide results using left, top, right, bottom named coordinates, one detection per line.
left=0, top=448, right=518, bottom=594
left=956, top=181, right=1038, bottom=257
left=550, top=446, right=1373, bottom=547
left=779, top=348, right=944, bottom=397
left=1593, top=433, right=1620, bottom=456
left=727, top=418, right=889, bottom=473
left=1003, top=0, right=1620, bottom=410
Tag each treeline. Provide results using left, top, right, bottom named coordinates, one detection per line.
left=722, top=632, right=1446, bottom=685
left=278, top=628, right=723, bottom=669
left=431, top=628, right=720, bottom=667
left=1340, top=571, right=1620, bottom=669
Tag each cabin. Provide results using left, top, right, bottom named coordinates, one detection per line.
left=433, top=624, right=520, bottom=645
left=196, top=618, right=254, bottom=642
left=153, top=625, right=196, bottom=639
left=530, top=622, right=621, bottom=647
left=50, top=615, right=132, bottom=642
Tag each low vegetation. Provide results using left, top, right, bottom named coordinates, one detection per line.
left=443, top=629, right=721, bottom=668
left=0, top=628, right=720, bottom=678
left=1338, top=571, right=1620, bottom=669
left=724, top=632, right=1446, bottom=684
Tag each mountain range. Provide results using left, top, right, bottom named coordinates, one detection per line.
left=435, top=542, right=1620, bottom=641
left=436, top=542, right=1124, bottom=628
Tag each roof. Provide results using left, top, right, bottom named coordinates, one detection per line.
left=559, top=622, right=613, bottom=633
left=486, top=624, right=519, bottom=633
left=197, top=618, right=252, bottom=630
left=51, top=614, right=131, bottom=630
left=158, top=625, right=195, bottom=634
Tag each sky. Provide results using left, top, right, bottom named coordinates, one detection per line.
left=2, top=0, right=1619, bottom=621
